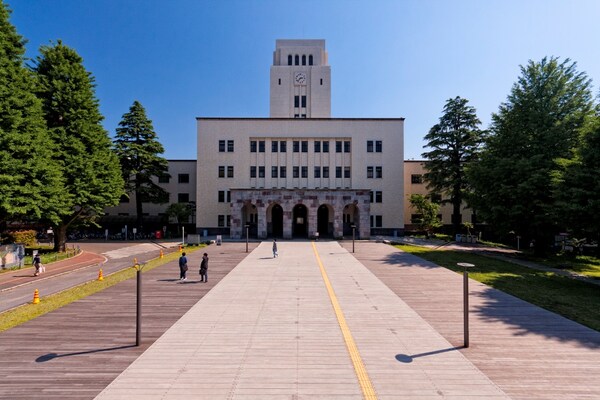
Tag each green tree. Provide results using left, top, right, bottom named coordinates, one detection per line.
left=468, top=57, right=594, bottom=254
left=408, top=194, right=441, bottom=238
left=422, top=96, right=485, bottom=234
left=113, top=101, right=169, bottom=231
left=0, top=1, right=66, bottom=228
left=165, top=202, right=193, bottom=235
left=33, top=41, right=123, bottom=251
left=554, top=114, right=600, bottom=248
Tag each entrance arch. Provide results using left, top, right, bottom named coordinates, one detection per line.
left=269, top=204, right=283, bottom=238
left=343, top=203, right=359, bottom=236
left=317, top=204, right=333, bottom=238
left=241, top=203, right=258, bottom=238
left=292, top=204, right=308, bottom=238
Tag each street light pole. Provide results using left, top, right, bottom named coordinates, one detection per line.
left=352, top=224, right=356, bottom=253
left=134, top=261, right=145, bottom=346
left=245, top=224, right=249, bottom=253
left=458, top=262, right=475, bottom=348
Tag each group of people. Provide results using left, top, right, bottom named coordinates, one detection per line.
left=178, top=252, right=208, bottom=282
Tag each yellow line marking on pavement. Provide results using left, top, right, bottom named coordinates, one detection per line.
left=311, top=242, right=377, bottom=400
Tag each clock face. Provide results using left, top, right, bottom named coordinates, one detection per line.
left=294, top=72, right=306, bottom=85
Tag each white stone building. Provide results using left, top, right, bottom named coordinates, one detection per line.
left=196, top=40, right=405, bottom=239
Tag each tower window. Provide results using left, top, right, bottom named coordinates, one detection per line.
left=280, top=141, right=287, bottom=152
left=336, top=167, right=342, bottom=178
left=295, top=55, right=299, bottom=65
left=301, top=95, right=306, bottom=108
left=376, top=140, right=382, bottom=152
left=259, top=166, right=265, bottom=178
left=301, top=166, right=308, bottom=178
left=314, top=166, right=321, bottom=178
left=323, top=166, right=329, bottom=178
left=250, top=140, right=257, bottom=152
left=271, top=166, right=278, bottom=178
left=336, top=141, right=342, bottom=153
left=320, top=78, right=323, bottom=85
left=258, top=141, right=265, bottom=152
left=323, top=141, right=329, bottom=152
left=287, top=55, right=292, bottom=65
left=278, top=78, right=281, bottom=85
left=250, top=166, right=256, bottom=178
left=314, top=141, right=321, bottom=152
left=344, top=141, right=351, bottom=153
left=293, top=141, right=299, bottom=152
left=344, top=167, right=351, bottom=178
left=301, top=141, right=308, bottom=152
left=227, top=140, right=234, bottom=152
left=293, top=166, right=299, bottom=178
left=272, top=140, right=278, bottom=152
left=367, top=140, right=373, bottom=152
left=302, top=55, right=306, bottom=65
left=309, top=55, right=313, bottom=65
left=294, top=96, right=299, bottom=108
left=219, top=140, right=226, bottom=152
left=280, top=166, right=286, bottom=178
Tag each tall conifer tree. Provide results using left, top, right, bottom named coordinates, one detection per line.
left=33, top=41, right=123, bottom=251
left=0, top=1, right=65, bottom=228
left=113, top=100, right=169, bottom=231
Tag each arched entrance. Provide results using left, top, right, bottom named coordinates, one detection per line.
left=292, top=204, right=308, bottom=238
left=317, top=204, right=332, bottom=238
left=343, top=203, right=359, bottom=236
left=270, top=204, right=283, bottom=238
left=241, top=203, right=258, bottom=238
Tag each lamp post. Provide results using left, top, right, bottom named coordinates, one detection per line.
left=457, top=262, right=475, bottom=348
left=351, top=224, right=356, bottom=253
left=133, top=261, right=146, bottom=346
left=245, top=224, right=250, bottom=253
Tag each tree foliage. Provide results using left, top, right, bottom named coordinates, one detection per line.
left=33, top=41, right=123, bottom=251
left=408, top=194, right=441, bottom=237
left=113, top=100, right=169, bottom=230
left=422, top=96, right=485, bottom=233
left=0, top=1, right=66, bottom=226
left=468, top=57, right=594, bottom=253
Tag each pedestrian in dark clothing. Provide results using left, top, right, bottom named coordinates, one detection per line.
left=200, top=253, right=208, bottom=282
left=33, top=253, right=41, bottom=276
left=272, top=239, right=278, bottom=258
left=179, top=252, right=188, bottom=281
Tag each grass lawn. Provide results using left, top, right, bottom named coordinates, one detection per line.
left=395, top=244, right=600, bottom=332
left=521, top=253, right=600, bottom=280
left=0, top=245, right=205, bottom=332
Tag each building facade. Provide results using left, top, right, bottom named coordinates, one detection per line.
left=196, top=40, right=405, bottom=239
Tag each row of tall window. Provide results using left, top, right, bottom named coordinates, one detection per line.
left=367, top=166, right=383, bottom=179
left=250, top=166, right=351, bottom=179
left=218, top=215, right=231, bottom=227
left=366, top=140, right=383, bottom=153
left=218, top=140, right=235, bottom=152
left=218, top=166, right=234, bottom=178
left=370, top=215, right=383, bottom=228
left=158, top=173, right=189, bottom=184
left=288, top=54, right=313, bottom=66
left=250, top=140, right=351, bottom=153
left=370, top=191, right=383, bottom=203
left=218, top=190, right=231, bottom=203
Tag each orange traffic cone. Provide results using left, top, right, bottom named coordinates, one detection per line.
left=133, top=257, right=138, bottom=265
left=33, top=289, right=40, bottom=304
left=179, top=245, right=182, bottom=253
left=98, top=269, right=104, bottom=281
left=160, top=249, right=164, bottom=259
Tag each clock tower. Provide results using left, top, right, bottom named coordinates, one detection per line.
left=270, top=40, right=331, bottom=118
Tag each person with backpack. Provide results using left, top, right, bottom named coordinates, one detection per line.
left=179, top=252, right=188, bottom=281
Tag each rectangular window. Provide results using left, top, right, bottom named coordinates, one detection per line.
left=293, top=166, right=299, bottom=178
left=227, top=215, right=231, bottom=227
left=370, top=191, right=374, bottom=203
left=218, top=215, right=225, bottom=227
left=294, top=95, right=300, bottom=108
left=250, top=166, right=256, bottom=178
left=323, top=166, right=329, bottom=178
left=314, top=166, right=321, bottom=178
left=301, top=141, right=308, bottom=152
left=280, top=141, right=286, bottom=152
left=271, top=166, right=278, bottom=178
left=250, top=140, right=257, bottom=152
left=367, top=166, right=373, bottom=179
left=376, top=215, right=382, bottom=227
left=293, top=141, right=300, bottom=152
left=178, top=193, right=189, bottom=203
left=323, top=141, right=329, bottom=153
left=158, top=175, right=170, bottom=183
left=344, top=166, right=351, bottom=178
left=411, top=174, right=423, bottom=184
left=280, top=166, right=286, bottom=178
left=370, top=215, right=374, bottom=227
left=336, top=141, right=342, bottom=153
left=218, top=191, right=225, bottom=202
left=367, top=140, right=373, bottom=152
left=218, top=166, right=225, bottom=178
left=178, top=173, right=189, bottom=183
left=258, top=141, right=265, bottom=152
left=375, top=140, right=382, bottom=152
left=344, top=140, right=351, bottom=153
left=301, top=95, right=306, bottom=107
left=227, top=191, right=231, bottom=203
left=259, top=166, right=265, bottom=178
left=301, top=166, right=308, bottom=178
left=376, top=191, right=382, bottom=203
left=227, top=166, right=234, bottom=178
left=219, top=140, right=226, bottom=152
left=336, top=166, right=342, bottom=178
left=227, top=140, right=234, bottom=152
left=375, top=166, right=382, bottom=178
left=272, top=140, right=278, bottom=152
left=314, top=141, right=321, bottom=152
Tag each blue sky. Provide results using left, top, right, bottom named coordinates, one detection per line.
left=9, top=0, right=600, bottom=160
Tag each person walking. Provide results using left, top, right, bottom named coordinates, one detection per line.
left=179, top=252, right=188, bottom=281
left=199, top=253, right=208, bottom=282
left=272, top=239, right=278, bottom=258
left=33, top=253, right=42, bottom=276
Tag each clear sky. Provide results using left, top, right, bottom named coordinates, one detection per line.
left=9, top=0, right=600, bottom=160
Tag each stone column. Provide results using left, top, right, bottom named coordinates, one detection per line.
left=230, top=201, right=242, bottom=239
left=256, top=199, right=268, bottom=239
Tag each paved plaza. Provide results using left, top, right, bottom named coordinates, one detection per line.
left=1, top=240, right=599, bottom=399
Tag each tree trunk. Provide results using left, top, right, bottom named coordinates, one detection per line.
left=53, top=224, right=68, bottom=252
left=135, top=176, right=143, bottom=233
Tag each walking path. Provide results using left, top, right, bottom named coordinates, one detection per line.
left=1, top=240, right=599, bottom=399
